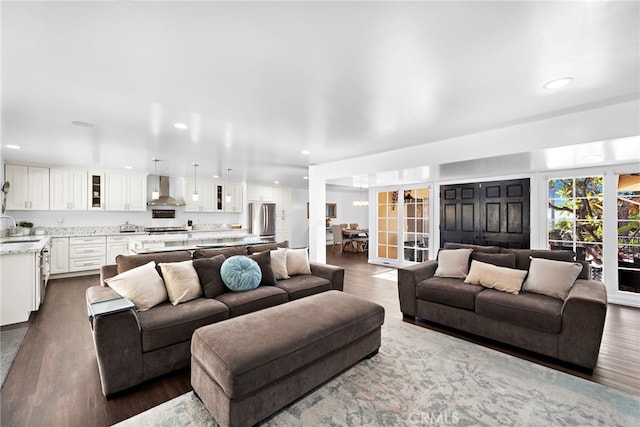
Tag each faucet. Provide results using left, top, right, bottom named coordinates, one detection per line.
left=0, top=215, right=17, bottom=236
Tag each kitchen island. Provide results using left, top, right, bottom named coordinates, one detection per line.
left=0, top=235, right=51, bottom=325
left=129, top=237, right=275, bottom=254
left=126, top=229, right=255, bottom=253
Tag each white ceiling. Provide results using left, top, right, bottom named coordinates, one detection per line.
left=2, top=1, right=639, bottom=188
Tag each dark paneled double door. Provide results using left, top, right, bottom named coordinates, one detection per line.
left=440, top=178, right=530, bottom=249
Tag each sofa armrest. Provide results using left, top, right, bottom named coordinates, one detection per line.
left=559, top=279, right=608, bottom=369
left=86, top=286, right=144, bottom=396
left=100, top=264, right=118, bottom=286
left=397, top=260, right=438, bottom=318
left=310, top=262, right=345, bottom=291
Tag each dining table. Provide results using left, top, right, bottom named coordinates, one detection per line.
left=342, top=228, right=369, bottom=252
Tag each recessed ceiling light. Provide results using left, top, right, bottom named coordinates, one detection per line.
left=301, top=150, right=310, bottom=155
left=543, top=77, right=574, bottom=90
left=303, top=176, right=309, bottom=180
left=274, top=181, right=280, bottom=184
left=174, top=123, right=188, bottom=130
left=6, top=144, right=20, bottom=149
left=124, top=166, right=133, bottom=169
left=212, top=174, right=219, bottom=178
left=72, top=120, right=95, bottom=128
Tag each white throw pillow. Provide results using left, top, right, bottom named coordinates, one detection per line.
left=159, top=260, right=203, bottom=305
left=286, top=247, right=311, bottom=276
left=434, top=248, right=473, bottom=278
left=105, top=261, right=167, bottom=311
left=270, top=248, right=290, bottom=280
left=523, top=257, right=582, bottom=300
left=464, top=260, right=528, bottom=294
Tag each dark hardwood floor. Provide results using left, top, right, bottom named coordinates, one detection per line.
left=1, top=248, right=638, bottom=426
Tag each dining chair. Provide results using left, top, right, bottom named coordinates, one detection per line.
left=349, top=223, right=358, bottom=229
left=331, top=224, right=352, bottom=253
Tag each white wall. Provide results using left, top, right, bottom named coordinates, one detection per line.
left=325, top=187, right=370, bottom=230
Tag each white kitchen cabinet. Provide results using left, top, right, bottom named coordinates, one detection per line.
left=247, top=184, right=274, bottom=202
left=88, top=171, right=105, bottom=210
left=4, top=164, right=50, bottom=210
left=223, top=182, right=243, bottom=212
left=50, top=168, right=88, bottom=210
left=273, top=186, right=293, bottom=243
left=1, top=252, right=36, bottom=325
left=68, top=236, right=106, bottom=272
left=184, top=178, right=216, bottom=212
left=50, top=237, right=69, bottom=274
left=105, top=172, right=147, bottom=211
left=106, top=235, right=129, bottom=263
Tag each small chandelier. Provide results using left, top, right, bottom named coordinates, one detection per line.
left=192, top=163, right=199, bottom=202
left=353, top=187, right=369, bottom=207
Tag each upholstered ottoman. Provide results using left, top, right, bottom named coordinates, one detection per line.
left=191, top=290, right=385, bottom=427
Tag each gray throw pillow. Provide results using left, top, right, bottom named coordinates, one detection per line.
left=471, top=252, right=516, bottom=269
left=193, top=254, right=227, bottom=298
left=435, top=248, right=473, bottom=279
left=523, top=257, right=582, bottom=300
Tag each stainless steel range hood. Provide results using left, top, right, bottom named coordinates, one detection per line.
left=147, top=176, right=186, bottom=206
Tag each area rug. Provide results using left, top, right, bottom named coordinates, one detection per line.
left=0, top=326, right=28, bottom=388
left=114, top=320, right=639, bottom=426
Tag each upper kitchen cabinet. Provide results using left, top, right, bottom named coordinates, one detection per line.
left=88, top=171, right=105, bottom=210
left=184, top=178, right=216, bottom=212
left=50, top=168, right=88, bottom=210
left=105, top=172, right=147, bottom=211
left=4, top=164, right=49, bottom=210
left=223, top=182, right=243, bottom=213
left=247, top=184, right=274, bottom=202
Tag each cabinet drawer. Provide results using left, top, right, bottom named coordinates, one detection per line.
left=70, top=236, right=106, bottom=245
left=69, top=244, right=106, bottom=258
left=107, top=235, right=130, bottom=243
left=69, top=256, right=106, bottom=272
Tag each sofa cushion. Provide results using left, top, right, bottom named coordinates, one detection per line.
left=270, top=249, right=289, bottom=280
left=499, top=248, right=575, bottom=270
left=105, top=261, right=168, bottom=311
left=444, top=243, right=501, bottom=254
left=193, top=246, right=248, bottom=260
left=248, top=251, right=277, bottom=286
left=475, top=289, right=563, bottom=334
left=193, top=255, right=227, bottom=298
left=246, top=240, right=289, bottom=254
left=215, top=286, right=288, bottom=317
left=221, top=256, right=262, bottom=292
left=116, top=251, right=192, bottom=277
left=137, top=297, right=229, bottom=352
left=523, top=258, right=582, bottom=300
left=435, top=248, right=473, bottom=278
left=159, top=260, right=203, bottom=305
left=275, top=275, right=331, bottom=300
left=471, top=252, right=516, bottom=268
left=286, top=247, right=311, bottom=276
left=416, top=277, right=484, bottom=310
left=464, top=260, right=527, bottom=294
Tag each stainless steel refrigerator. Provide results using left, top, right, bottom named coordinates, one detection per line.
left=248, top=202, right=276, bottom=241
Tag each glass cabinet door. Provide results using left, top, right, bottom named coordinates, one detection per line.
left=88, top=172, right=105, bottom=210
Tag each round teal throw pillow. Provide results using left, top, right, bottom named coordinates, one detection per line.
left=220, top=256, right=262, bottom=292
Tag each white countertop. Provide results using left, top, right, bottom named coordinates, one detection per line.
left=128, top=230, right=251, bottom=244
left=0, top=235, right=51, bottom=255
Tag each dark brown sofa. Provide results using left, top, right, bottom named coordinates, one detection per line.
left=86, top=242, right=345, bottom=397
left=398, top=243, right=607, bottom=370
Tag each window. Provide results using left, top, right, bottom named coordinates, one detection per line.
left=548, top=176, right=603, bottom=279
left=377, top=191, right=399, bottom=260
left=617, top=174, right=640, bottom=293
left=403, top=188, right=430, bottom=262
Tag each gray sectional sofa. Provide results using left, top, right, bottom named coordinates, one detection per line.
left=86, top=241, right=345, bottom=397
left=398, top=243, right=607, bottom=370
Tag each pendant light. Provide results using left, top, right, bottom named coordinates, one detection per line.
left=192, top=163, right=199, bottom=202
left=225, top=168, right=232, bottom=203
left=151, top=158, right=160, bottom=200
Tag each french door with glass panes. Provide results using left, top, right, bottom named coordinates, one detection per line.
left=376, top=186, right=430, bottom=263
